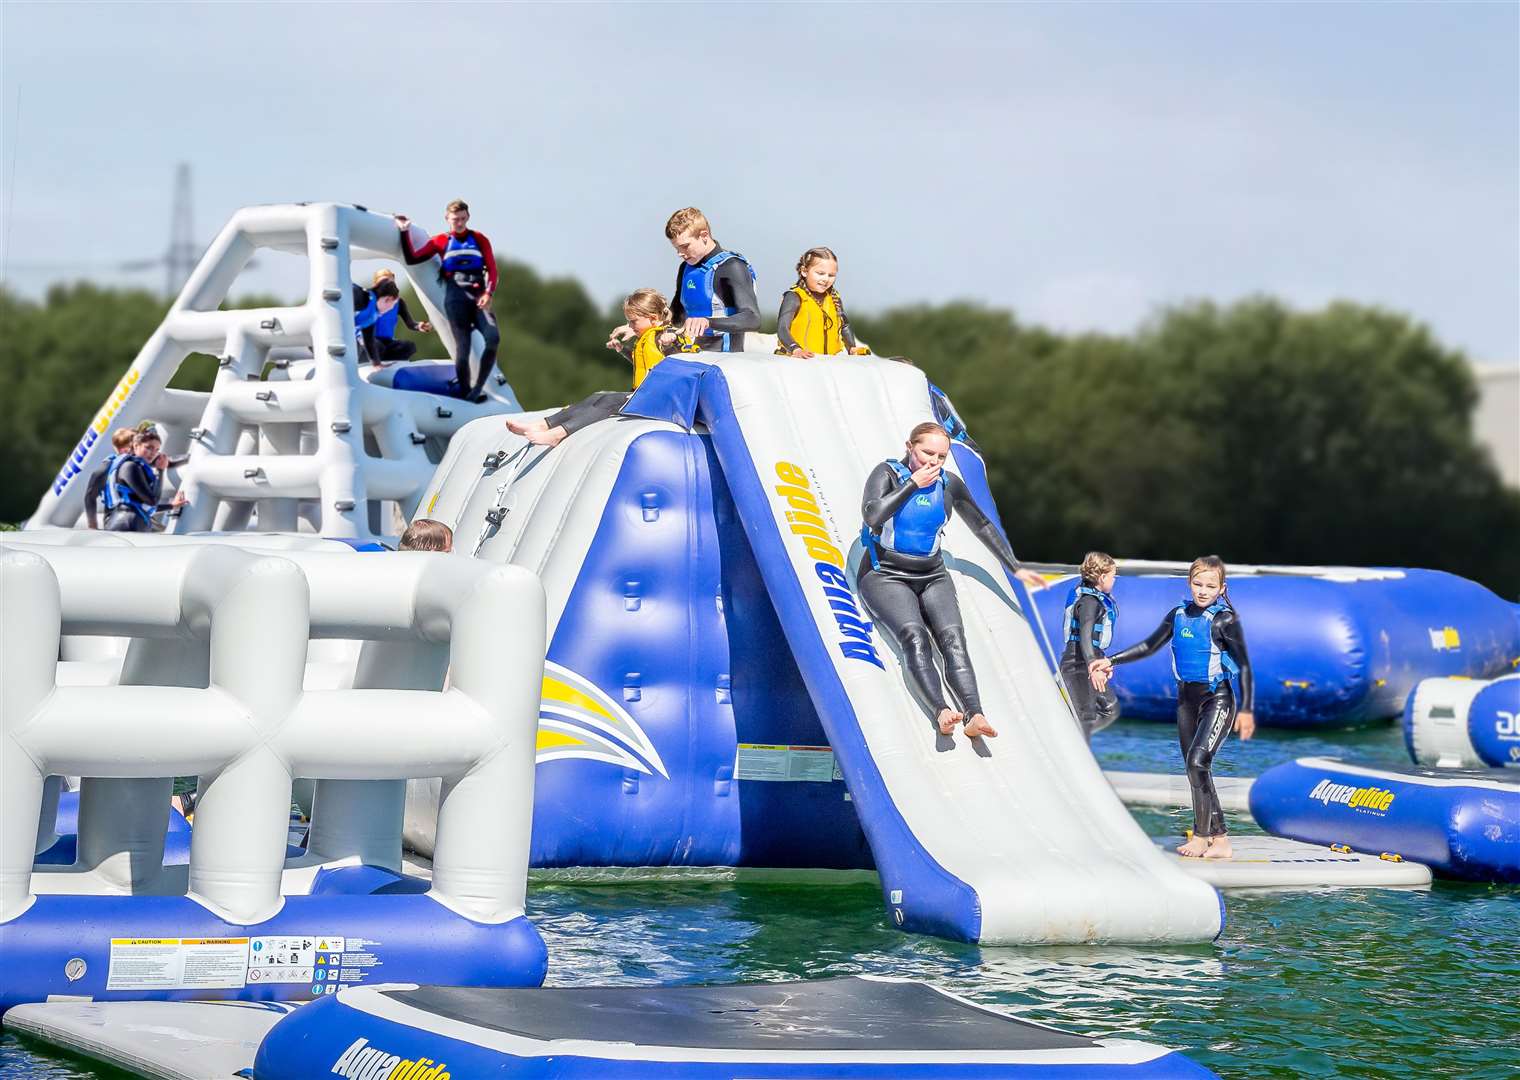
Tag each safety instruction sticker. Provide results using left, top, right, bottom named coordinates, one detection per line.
left=735, top=744, right=838, bottom=783
left=106, top=938, right=249, bottom=991
left=246, top=935, right=345, bottom=985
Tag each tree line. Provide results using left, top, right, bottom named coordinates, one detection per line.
left=2, top=270, right=1514, bottom=597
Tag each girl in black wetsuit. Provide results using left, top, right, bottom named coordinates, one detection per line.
left=858, top=422, right=1048, bottom=740
left=1096, top=556, right=1256, bottom=858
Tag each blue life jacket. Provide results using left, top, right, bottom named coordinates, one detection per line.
left=861, top=459, right=948, bottom=571
left=353, top=290, right=380, bottom=333
left=440, top=232, right=487, bottom=289
left=1065, top=584, right=1117, bottom=651
left=374, top=302, right=401, bottom=339
left=102, top=454, right=157, bottom=524
left=677, top=249, right=755, bottom=352
left=1171, top=598, right=1240, bottom=691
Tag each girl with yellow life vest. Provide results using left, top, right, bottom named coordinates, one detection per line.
left=776, top=247, right=870, bottom=358
left=505, top=289, right=695, bottom=448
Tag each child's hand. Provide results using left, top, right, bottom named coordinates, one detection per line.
left=850, top=346, right=871, bottom=356
left=1234, top=711, right=1256, bottom=740
left=607, top=325, right=635, bottom=347
left=1087, top=657, right=1112, bottom=691
left=910, top=462, right=941, bottom=488
left=682, top=317, right=710, bottom=339
left=789, top=346, right=816, bottom=359
left=393, top=214, right=411, bottom=231
left=417, top=321, right=432, bottom=333
left=1014, top=568, right=1048, bottom=591
left=656, top=331, right=677, bottom=347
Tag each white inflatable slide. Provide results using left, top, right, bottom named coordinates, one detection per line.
left=633, top=355, right=1223, bottom=944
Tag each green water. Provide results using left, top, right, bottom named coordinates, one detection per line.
left=5, top=721, right=1517, bottom=1078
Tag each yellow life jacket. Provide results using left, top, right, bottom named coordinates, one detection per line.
left=631, top=324, right=695, bottom=388
left=783, top=285, right=844, bottom=356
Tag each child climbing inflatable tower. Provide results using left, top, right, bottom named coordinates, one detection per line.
left=27, top=203, right=517, bottom=542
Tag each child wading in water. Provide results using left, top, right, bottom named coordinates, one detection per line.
left=1096, top=556, right=1255, bottom=858
left=776, top=247, right=869, bottom=358
left=1060, top=551, right=1122, bottom=741
left=506, top=289, right=694, bottom=447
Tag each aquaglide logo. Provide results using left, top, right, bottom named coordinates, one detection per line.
left=773, top=461, right=883, bottom=670
left=331, top=1037, right=449, bottom=1080
left=1308, top=778, right=1396, bottom=814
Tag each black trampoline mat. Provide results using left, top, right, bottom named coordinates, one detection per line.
left=384, top=977, right=1097, bottom=1053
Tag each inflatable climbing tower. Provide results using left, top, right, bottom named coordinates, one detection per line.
left=27, top=203, right=518, bottom=542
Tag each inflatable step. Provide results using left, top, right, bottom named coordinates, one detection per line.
left=4, top=998, right=296, bottom=1079
left=253, top=977, right=1217, bottom=1078
left=1249, top=757, right=1520, bottom=882
left=1105, top=771, right=1254, bottom=813
left=1158, top=835, right=1431, bottom=889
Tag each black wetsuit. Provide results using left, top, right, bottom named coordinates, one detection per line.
left=775, top=288, right=859, bottom=354
left=98, top=456, right=165, bottom=533
left=362, top=296, right=421, bottom=364
left=1060, top=591, right=1121, bottom=741
left=400, top=230, right=501, bottom=400
left=670, top=241, right=760, bottom=352
left=857, top=460, right=1024, bottom=723
left=1108, top=604, right=1254, bottom=837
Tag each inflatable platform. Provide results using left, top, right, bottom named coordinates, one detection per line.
left=1404, top=673, right=1520, bottom=769
left=251, top=977, right=1216, bottom=1079
left=1160, top=836, right=1430, bottom=890
left=402, top=355, right=1224, bottom=946
left=1249, top=757, right=1520, bottom=881
left=1031, top=565, right=1520, bottom=729
left=1105, top=771, right=1255, bottom=813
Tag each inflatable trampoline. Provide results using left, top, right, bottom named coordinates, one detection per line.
left=1404, top=673, right=1520, bottom=768
left=250, top=978, right=1216, bottom=1079
left=1032, top=567, right=1520, bottom=728
left=1249, top=757, right=1520, bottom=881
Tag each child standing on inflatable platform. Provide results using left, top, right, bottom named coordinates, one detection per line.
left=776, top=247, right=870, bottom=358
left=394, top=200, right=500, bottom=401
left=1060, top=552, right=1122, bottom=742
left=858, top=422, right=1047, bottom=740
left=1099, top=556, right=1256, bottom=858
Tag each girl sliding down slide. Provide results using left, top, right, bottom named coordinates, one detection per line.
left=1097, top=556, right=1256, bottom=858
left=858, top=423, right=1047, bottom=740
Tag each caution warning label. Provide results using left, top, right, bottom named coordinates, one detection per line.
left=106, top=938, right=249, bottom=990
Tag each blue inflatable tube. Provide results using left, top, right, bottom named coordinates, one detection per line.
left=1033, top=569, right=1519, bottom=728
left=1468, top=676, right=1520, bottom=767
left=253, top=978, right=1217, bottom=1078
left=1248, top=757, right=1520, bottom=881
left=0, top=892, right=545, bottom=1012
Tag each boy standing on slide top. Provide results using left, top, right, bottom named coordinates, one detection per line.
left=394, top=200, right=501, bottom=402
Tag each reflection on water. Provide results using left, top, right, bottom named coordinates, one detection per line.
left=5, top=721, right=1517, bottom=1078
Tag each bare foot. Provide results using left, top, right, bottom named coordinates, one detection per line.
left=1176, top=835, right=1211, bottom=858
left=962, top=714, right=998, bottom=738
left=505, top=417, right=548, bottom=435
left=523, top=426, right=568, bottom=447
left=936, top=709, right=959, bottom=736
left=1202, top=836, right=1233, bottom=860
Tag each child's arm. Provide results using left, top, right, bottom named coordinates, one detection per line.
left=776, top=291, right=806, bottom=354
left=861, top=462, right=918, bottom=529
left=397, top=297, right=422, bottom=332
left=707, top=262, right=761, bottom=335
left=1106, top=615, right=1173, bottom=666
left=1214, top=611, right=1255, bottom=737
left=83, top=465, right=107, bottom=528
left=834, top=293, right=863, bottom=353
left=1074, top=595, right=1108, bottom=666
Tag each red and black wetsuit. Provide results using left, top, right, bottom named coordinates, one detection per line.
left=400, top=228, right=502, bottom=399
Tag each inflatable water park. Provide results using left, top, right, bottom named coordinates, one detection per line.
left=3, top=202, right=1517, bottom=1078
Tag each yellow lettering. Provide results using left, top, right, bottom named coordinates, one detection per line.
left=775, top=461, right=809, bottom=488
left=789, top=521, right=831, bottom=543
left=804, top=537, right=844, bottom=569
left=787, top=509, right=826, bottom=531
left=775, top=485, right=820, bottom=514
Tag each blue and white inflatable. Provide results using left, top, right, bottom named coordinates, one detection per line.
left=1032, top=568, right=1520, bottom=728
left=1405, top=674, right=1520, bottom=768
left=1249, top=757, right=1520, bottom=881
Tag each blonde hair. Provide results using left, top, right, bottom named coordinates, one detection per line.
left=399, top=519, right=453, bottom=552
left=907, top=421, right=950, bottom=446
left=623, top=288, right=672, bottom=324
left=1080, top=551, right=1117, bottom=585
left=445, top=199, right=469, bottom=215
left=110, top=426, right=137, bottom=452
left=371, top=268, right=396, bottom=287
left=664, top=207, right=710, bottom=239
left=1188, top=555, right=1228, bottom=590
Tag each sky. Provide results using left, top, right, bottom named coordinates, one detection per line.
left=2, top=2, right=1516, bottom=363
